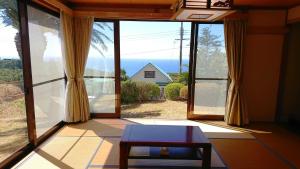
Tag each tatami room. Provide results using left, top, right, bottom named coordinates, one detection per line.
left=0, top=0, right=300, bottom=169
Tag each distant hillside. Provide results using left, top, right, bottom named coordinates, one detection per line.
left=0, top=59, right=23, bottom=82
left=0, top=84, right=23, bottom=102
left=0, top=69, right=23, bottom=82
left=0, top=59, right=22, bottom=69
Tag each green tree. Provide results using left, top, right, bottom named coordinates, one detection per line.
left=197, top=26, right=227, bottom=78
left=198, top=27, right=222, bottom=56
left=121, top=68, right=129, bottom=81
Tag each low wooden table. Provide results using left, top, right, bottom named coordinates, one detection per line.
left=119, top=125, right=212, bottom=169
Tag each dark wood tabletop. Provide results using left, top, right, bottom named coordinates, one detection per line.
left=120, top=125, right=210, bottom=147
left=119, top=125, right=212, bottom=169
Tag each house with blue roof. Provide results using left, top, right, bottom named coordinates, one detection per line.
left=130, top=63, right=173, bottom=88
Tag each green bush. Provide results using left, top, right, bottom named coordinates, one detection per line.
left=178, top=72, right=189, bottom=85
left=121, top=80, right=139, bottom=104
left=164, top=83, right=184, bottom=100
left=180, top=86, right=188, bottom=100
left=136, top=81, right=160, bottom=102
left=0, top=68, right=23, bottom=82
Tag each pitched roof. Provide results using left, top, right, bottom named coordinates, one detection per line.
left=130, top=62, right=173, bottom=82
left=150, top=63, right=173, bottom=81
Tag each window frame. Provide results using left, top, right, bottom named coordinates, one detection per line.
left=187, top=22, right=229, bottom=120
left=27, top=3, right=66, bottom=138
left=0, top=1, right=65, bottom=168
left=144, top=71, right=156, bottom=78
left=86, top=19, right=121, bottom=118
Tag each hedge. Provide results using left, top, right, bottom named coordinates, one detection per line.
left=121, top=80, right=139, bottom=104
left=121, top=81, right=160, bottom=104
left=164, top=83, right=184, bottom=100
left=136, top=81, right=160, bottom=102
left=179, top=86, right=188, bottom=100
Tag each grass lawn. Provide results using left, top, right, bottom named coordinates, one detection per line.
left=121, top=100, right=225, bottom=119
left=121, top=100, right=188, bottom=119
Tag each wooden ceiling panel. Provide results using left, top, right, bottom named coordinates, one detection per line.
left=65, top=0, right=300, bottom=8
left=234, top=0, right=300, bottom=8
left=45, top=0, right=300, bottom=21
left=66, top=0, right=177, bottom=5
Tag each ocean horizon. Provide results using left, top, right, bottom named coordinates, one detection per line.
left=86, top=58, right=189, bottom=77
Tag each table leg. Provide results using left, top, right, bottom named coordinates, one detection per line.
left=202, top=145, right=211, bottom=169
left=120, top=142, right=129, bottom=169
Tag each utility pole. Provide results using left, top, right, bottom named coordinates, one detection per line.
left=179, top=22, right=183, bottom=74
left=175, top=22, right=189, bottom=74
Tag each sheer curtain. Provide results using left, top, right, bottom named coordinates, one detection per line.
left=224, top=18, right=249, bottom=126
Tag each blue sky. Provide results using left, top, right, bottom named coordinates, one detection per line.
left=120, top=21, right=191, bottom=60
left=0, top=20, right=225, bottom=60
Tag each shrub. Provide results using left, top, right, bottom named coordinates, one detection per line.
left=164, top=83, right=184, bottom=100
left=136, top=81, right=160, bottom=102
left=121, top=80, right=139, bottom=104
left=180, top=86, right=188, bottom=100
left=178, top=72, right=189, bottom=85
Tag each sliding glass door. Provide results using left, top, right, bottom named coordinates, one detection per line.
left=27, top=5, right=65, bottom=137
left=188, top=23, right=228, bottom=119
left=84, top=21, right=120, bottom=117
left=0, top=0, right=29, bottom=162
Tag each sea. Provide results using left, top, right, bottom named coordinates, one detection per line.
left=86, top=58, right=189, bottom=76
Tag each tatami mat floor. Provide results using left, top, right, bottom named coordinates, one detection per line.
left=12, top=119, right=300, bottom=169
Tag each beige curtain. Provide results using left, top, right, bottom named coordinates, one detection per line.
left=61, top=11, right=81, bottom=122
left=224, top=18, right=249, bottom=126
left=73, top=17, right=94, bottom=122
left=60, top=12, right=93, bottom=122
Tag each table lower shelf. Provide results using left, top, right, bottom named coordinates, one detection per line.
left=128, top=147, right=203, bottom=160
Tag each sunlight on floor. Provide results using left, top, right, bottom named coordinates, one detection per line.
left=13, top=119, right=290, bottom=169
left=124, top=118, right=257, bottom=139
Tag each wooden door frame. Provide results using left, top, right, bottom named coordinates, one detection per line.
left=88, top=20, right=226, bottom=120
left=187, top=22, right=225, bottom=121
left=90, top=20, right=121, bottom=118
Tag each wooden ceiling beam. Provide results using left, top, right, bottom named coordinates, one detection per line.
left=69, top=1, right=174, bottom=20
left=32, top=0, right=73, bottom=15
left=73, top=10, right=174, bottom=20
left=70, top=3, right=172, bottom=10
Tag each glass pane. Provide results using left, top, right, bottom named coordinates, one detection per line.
left=33, top=80, right=65, bottom=137
left=194, top=80, right=227, bottom=115
left=85, top=78, right=115, bottom=113
left=85, top=22, right=114, bottom=77
left=27, top=6, right=65, bottom=137
left=196, top=24, right=228, bottom=79
left=27, top=6, right=64, bottom=84
left=0, top=0, right=28, bottom=162
left=85, top=21, right=115, bottom=114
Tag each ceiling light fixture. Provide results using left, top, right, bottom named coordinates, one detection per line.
left=172, top=0, right=235, bottom=21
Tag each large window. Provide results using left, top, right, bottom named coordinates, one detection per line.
left=85, top=21, right=116, bottom=114
left=193, top=24, right=228, bottom=116
left=27, top=6, right=65, bottom=137
left=0, top=0, right=28, bottom=162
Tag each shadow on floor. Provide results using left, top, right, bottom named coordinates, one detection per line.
left=121, top=110, right=162, bottom=118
